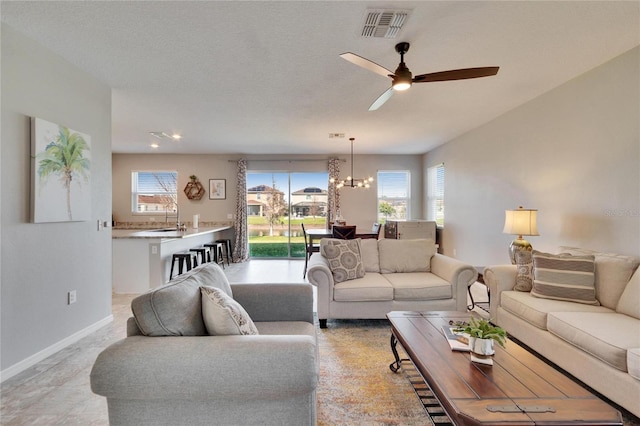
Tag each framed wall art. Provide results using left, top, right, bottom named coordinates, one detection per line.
left=209, top=179, right=226, bottom=200
left=31, top=117, right=91, bottom=223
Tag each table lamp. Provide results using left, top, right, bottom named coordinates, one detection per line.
left=503, top=206, right=539, bottom=264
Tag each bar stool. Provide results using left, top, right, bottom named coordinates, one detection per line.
left=169, top=252, right=195, bottom=280
left=189, top=246, right=210, bottom=266
left=215, top=238, right=232, bottom=265
left=204, top=242, right=225, bottom=269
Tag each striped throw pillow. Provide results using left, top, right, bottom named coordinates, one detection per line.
left=531, top=250, right=599, bottom=305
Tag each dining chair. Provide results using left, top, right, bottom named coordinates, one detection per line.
left=356, top=222, right=381, bottom=240
left=332, top=225, right=356, bottom=240
left=301, top=223, right=320, bottom=279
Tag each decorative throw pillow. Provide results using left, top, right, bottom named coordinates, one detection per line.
left=531, top=250, right=599, bottom=305
left=514, top=250, right=534, bottom=292
left=200, top=286, right=259, bottom=335
left=320, top=238, right=365, bottom=283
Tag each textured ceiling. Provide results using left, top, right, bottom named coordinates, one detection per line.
left=2, top=1, right=638, bottom=155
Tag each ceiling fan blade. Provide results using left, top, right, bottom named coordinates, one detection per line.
left=413, top=66, right=499, bottom=83
left=340, top=52, right=394, bottom=79
left=369, top=87, right=394, bottom=111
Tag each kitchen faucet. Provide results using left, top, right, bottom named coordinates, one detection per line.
left=165, top=202, right=181, bottom=229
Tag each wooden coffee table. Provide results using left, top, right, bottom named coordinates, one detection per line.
left=387, top=311, right=622, bottom=426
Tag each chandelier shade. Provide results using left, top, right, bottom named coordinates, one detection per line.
left=330, top=138, right=374, bottom=189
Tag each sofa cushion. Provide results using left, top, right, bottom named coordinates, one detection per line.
left=384, top=273, right=452, bottom=301
left=201, top=286, right=259, bottom=336
left=547, top=312, right=640, bottom=372
left=500, top=291, right=612, bottom=330
left=131, top=263, right=231, bottom=336
left=321, top=238, right=365, bottom=283
left=378, top=239, right=436, bottom=274
left=616, top=268, right=640, bottom=319
left=560, top=247, right=640, bottom=309
left=333, top=273, right=393, bottom=302
left=514, top=250, right=534, bottom=292
left=628, top=348, right=640, bottom=380
left=359, top=238, right=380, bottom=273
left=254, top=321, right=316, bottom=337
left=531, top=250, right=599, bottom=305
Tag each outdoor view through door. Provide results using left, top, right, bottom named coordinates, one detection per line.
left=247, top=172, right=328, bottom=258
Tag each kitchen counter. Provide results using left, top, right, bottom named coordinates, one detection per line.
left=112, top=225, right=234, bottom=293
left=112, top=226, right=231, bottom=240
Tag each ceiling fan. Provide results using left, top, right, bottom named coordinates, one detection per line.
left=340, top=42, right=499, bottom=111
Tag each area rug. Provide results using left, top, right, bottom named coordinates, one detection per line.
left=316, top=319, right=431, bottom=425
left=315, top=318, right=640, bottom=426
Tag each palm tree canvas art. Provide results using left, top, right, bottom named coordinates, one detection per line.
left=31, top=117, right=91, bottom=223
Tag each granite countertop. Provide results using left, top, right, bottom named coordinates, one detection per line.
left=112, top=226, right=232, bottom=240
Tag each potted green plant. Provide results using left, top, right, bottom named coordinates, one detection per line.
left=454, top=317, right=507, bottom=355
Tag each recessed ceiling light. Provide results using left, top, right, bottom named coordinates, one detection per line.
left=171, top=133, right=182, bottom=140
left=150, top=143, right=159, bottom=149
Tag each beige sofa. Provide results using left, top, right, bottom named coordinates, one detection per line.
left=307, top=238, right=477, bottom=328
left=485, top=247, right=640, bottom=417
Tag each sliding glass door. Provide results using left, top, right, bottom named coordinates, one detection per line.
left=247, top=172, right=328, bottom=258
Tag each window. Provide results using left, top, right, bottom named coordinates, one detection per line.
left=131, top=171, right=177, bottom=213
left=377, top=171, right=410, bottom=222
left=427, top=163, right=445, bottom=226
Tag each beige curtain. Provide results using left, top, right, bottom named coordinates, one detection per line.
left=232, top=158, right=249, bottom=262
left=328, top=158, right=340, bottom=228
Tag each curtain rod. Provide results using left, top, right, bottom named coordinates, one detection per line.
left=227, top=158, right=346, bottom=163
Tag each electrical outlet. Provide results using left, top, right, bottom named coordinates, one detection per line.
left=97, top=219, right=103, bottom=231
left=68, top=290, right=77, bottom=305
left=151, top=245, right=158, bottom=254
left=227, top=213, right=233, bottom=219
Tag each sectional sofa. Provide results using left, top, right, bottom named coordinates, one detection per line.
left=307, top=238, right=477, bottom=328
left=485, top=247, right=640, bottom=417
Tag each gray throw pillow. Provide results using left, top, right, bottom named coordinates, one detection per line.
left=320, top=238, right=365, bottom=283
left=514, top=250, right=534, bottom=292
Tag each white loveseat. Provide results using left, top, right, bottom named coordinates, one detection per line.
left=307, top=238, right=477, bottom=328
left=485, top=247, right=640, bottom=417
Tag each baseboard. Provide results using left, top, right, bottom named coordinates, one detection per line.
left=0, top=314, right=113, bottom=383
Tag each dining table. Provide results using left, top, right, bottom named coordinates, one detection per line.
left=305, top=228, right=333, bottom=253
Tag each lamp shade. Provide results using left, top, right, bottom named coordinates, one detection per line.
left=503, top=208, right=539, bottom=236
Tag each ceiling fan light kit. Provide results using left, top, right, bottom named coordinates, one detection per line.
left=330, top=138, right=374, bottom=189
left=340, top=42, right=499, bottom=110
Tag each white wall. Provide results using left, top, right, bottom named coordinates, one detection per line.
left=338, top=154, right=423, bottom=231
left=112, top=153, right=424, bottom=232
left=424, top=46, right=640, bottom=266
left=1, top=27, right=112, bottom=376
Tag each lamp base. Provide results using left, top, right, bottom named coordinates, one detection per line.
left=509, top=238, right=532, bottom=264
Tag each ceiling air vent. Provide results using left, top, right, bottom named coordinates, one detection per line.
left=361, top=9, right=410, bottom=39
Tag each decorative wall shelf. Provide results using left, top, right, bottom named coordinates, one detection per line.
left=184, top=176, right=205, bottom=200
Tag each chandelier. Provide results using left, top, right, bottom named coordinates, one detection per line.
left=330, top=137, right=374, bottom=189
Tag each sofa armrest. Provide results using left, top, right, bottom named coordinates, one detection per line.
left=231, top=283, right=314, bottom=323
left=483, top=265, right=517, bottom=322
left=306, top=254, right=333, bottom=320
left=91, top=335, right=318, bottom=400
left=430, top=254, right=478, bottom=312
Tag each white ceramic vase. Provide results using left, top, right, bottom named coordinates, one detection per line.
left=469, top=337, right=495, bottom=356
